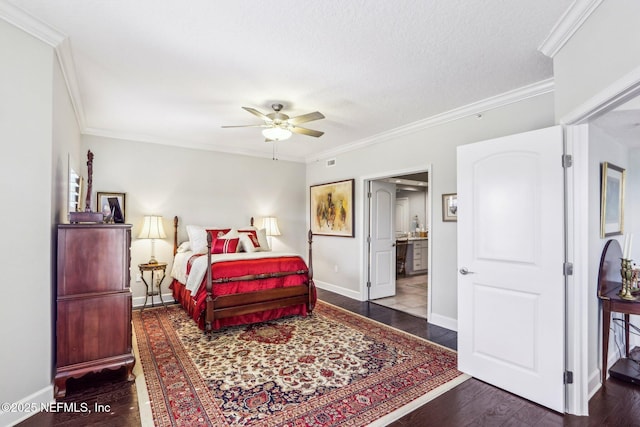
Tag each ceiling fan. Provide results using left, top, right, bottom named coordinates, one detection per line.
left=222, top=103, right=325, bottom=141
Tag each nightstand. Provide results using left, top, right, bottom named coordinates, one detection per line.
left=139, top=262, right=167, bottom=310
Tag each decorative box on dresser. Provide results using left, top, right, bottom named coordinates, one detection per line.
left=55, top=223, right=135, bottom=398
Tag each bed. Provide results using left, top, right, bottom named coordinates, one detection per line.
left=169, top=216, right=316, bottom=332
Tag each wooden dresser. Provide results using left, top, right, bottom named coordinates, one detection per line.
left=55, top=224, right=135, bottom=398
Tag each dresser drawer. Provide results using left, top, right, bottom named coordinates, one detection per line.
left=57, top=225, right=131, bottom=296
left=56, top=291, right=132, bottom=367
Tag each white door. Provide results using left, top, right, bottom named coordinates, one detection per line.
left=369, top=180, right=396, bottom=299
left=457, top=125, right=565, bottom=412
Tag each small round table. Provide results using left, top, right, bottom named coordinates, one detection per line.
left=138, top=262, right=167, bottom=310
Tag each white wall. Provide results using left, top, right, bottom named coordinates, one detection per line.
left=0, top=19, right=58, bottom=426
left=306, top=92, right=556, bottom=328
left=53, top=58, right=83, bottom=223
left=397, top=189, right=427, bottom=232
left=550, top=0, right=640, bottom=400
left=628, top=148, right=640, bottom=352
left=82, top=135, right=307, bottom=305
left=587, top=124, right=640, bottom=387
left=554, top=0, right=640, bottom=121
left=587, top=125, right=630, bottom=387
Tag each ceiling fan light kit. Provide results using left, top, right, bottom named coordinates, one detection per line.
left=222, top=103, right=325, bottom=142
left=262, top=127, right=292, bottom=141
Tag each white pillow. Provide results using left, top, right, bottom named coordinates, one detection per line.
left=176, top=241, right=191, bottom=253
left=186, top=225, right=207, bottom=254
left=238, top=232, right=260, bottom=253
left=237, top=228, right=271, bottom=252
left=256, top=228, right=270, bottom=251
left=221, top=229, right=239, bottom=239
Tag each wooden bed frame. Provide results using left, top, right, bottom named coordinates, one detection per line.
left=172, top=216, right=315, bottom=333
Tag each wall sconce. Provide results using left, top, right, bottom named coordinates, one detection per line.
left=262, top=216, right=281, bottom=249
left=138, top=215, right=166, bottom=264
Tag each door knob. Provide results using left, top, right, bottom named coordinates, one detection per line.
left=459, top=267, right=475, bottom=275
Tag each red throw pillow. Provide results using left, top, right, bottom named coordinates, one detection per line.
left=238, top=229, right=260, bottom=249
left=211, top=237, right=239, bottom=254
left=206, top=228, right=231, bottom=244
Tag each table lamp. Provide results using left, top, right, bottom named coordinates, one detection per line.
left=262, top=216, right=281, bottom=249
left=138, top=215, right=166, bottom=264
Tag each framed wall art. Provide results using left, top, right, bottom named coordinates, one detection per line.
left=442, top=193, right=458, bottom=222
left=600, top=162, right=625, bottom=237
left=97, top=192, right=126, bottom=223
left=310, top=179, right=355, bottom=237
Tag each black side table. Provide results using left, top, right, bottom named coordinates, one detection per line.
left=139, top=262, right=167, bottom=310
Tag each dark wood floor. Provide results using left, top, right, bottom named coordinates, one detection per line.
left=19, top=288, right=640, bottom=426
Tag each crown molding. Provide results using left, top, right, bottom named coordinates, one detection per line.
left=0, top=0, right=65, bottom=46
left=56, top=38, right=86, bottom=130
left=305, top=78, right=555, bottom=164
left=0, top=0, right=560, bottom=165
left=0, top=1, right=86, bottom=130
left=83, top=127, right=304, bottom=163
left=538, top=0, right=604, bottom=58
left=559, top=64, right=640, bottom=125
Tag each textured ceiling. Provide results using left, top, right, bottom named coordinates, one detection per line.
left=8, top=0, right=573, bottom=161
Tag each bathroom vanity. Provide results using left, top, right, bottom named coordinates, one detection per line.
left=396, top=237, right=428, bottom=275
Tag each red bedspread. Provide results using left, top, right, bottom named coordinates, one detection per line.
left=171, top=254, right=316, bottom=330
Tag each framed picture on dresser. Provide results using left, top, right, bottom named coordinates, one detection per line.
left=97, top=192, right=126, bottom=223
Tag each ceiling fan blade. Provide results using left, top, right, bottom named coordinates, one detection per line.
left=242, top=107, right=272, bottom=122
left=287, top=111, right=325, bottom=125
left=221, top=124, right=267, bottom=128
left=291, top=126, right=324, bottom=137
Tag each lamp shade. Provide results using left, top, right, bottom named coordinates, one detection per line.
left=138, top=215, right=167, bottom=239
left=262, top=217, right=281, bottom=236
left=262, top=127, right=292, bottom=141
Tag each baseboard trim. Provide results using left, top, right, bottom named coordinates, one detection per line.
left=132, top=293, right=175, bottom=309
left=428, top=312, right=458, bottom=332
left=588, top=368, right=602, bottom=400
left=314, top=281, right=365, bottom=301
left=1, top=384, right=54, bottom=427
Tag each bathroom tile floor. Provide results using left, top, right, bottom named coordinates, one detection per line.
left=371, top=274, right=427, bottom=318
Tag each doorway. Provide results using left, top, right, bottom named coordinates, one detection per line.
left=561, top=83, right=640, bottom=415
left=366, top=170, right=430, bottom=319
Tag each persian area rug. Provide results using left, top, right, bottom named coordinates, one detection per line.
left=132, top=302, right=468, bottom=426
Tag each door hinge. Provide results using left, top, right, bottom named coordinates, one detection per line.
left=562, top=154, right=573, bottom=168
left=564, top=370, right=573, bottom=384
left=367, top=235, right=371, bottom=244
left=368, top=191, right=372, bottom=198
left=563, top=262, right=574, bottom=276
left=366, top=281, right=371, bottom=288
